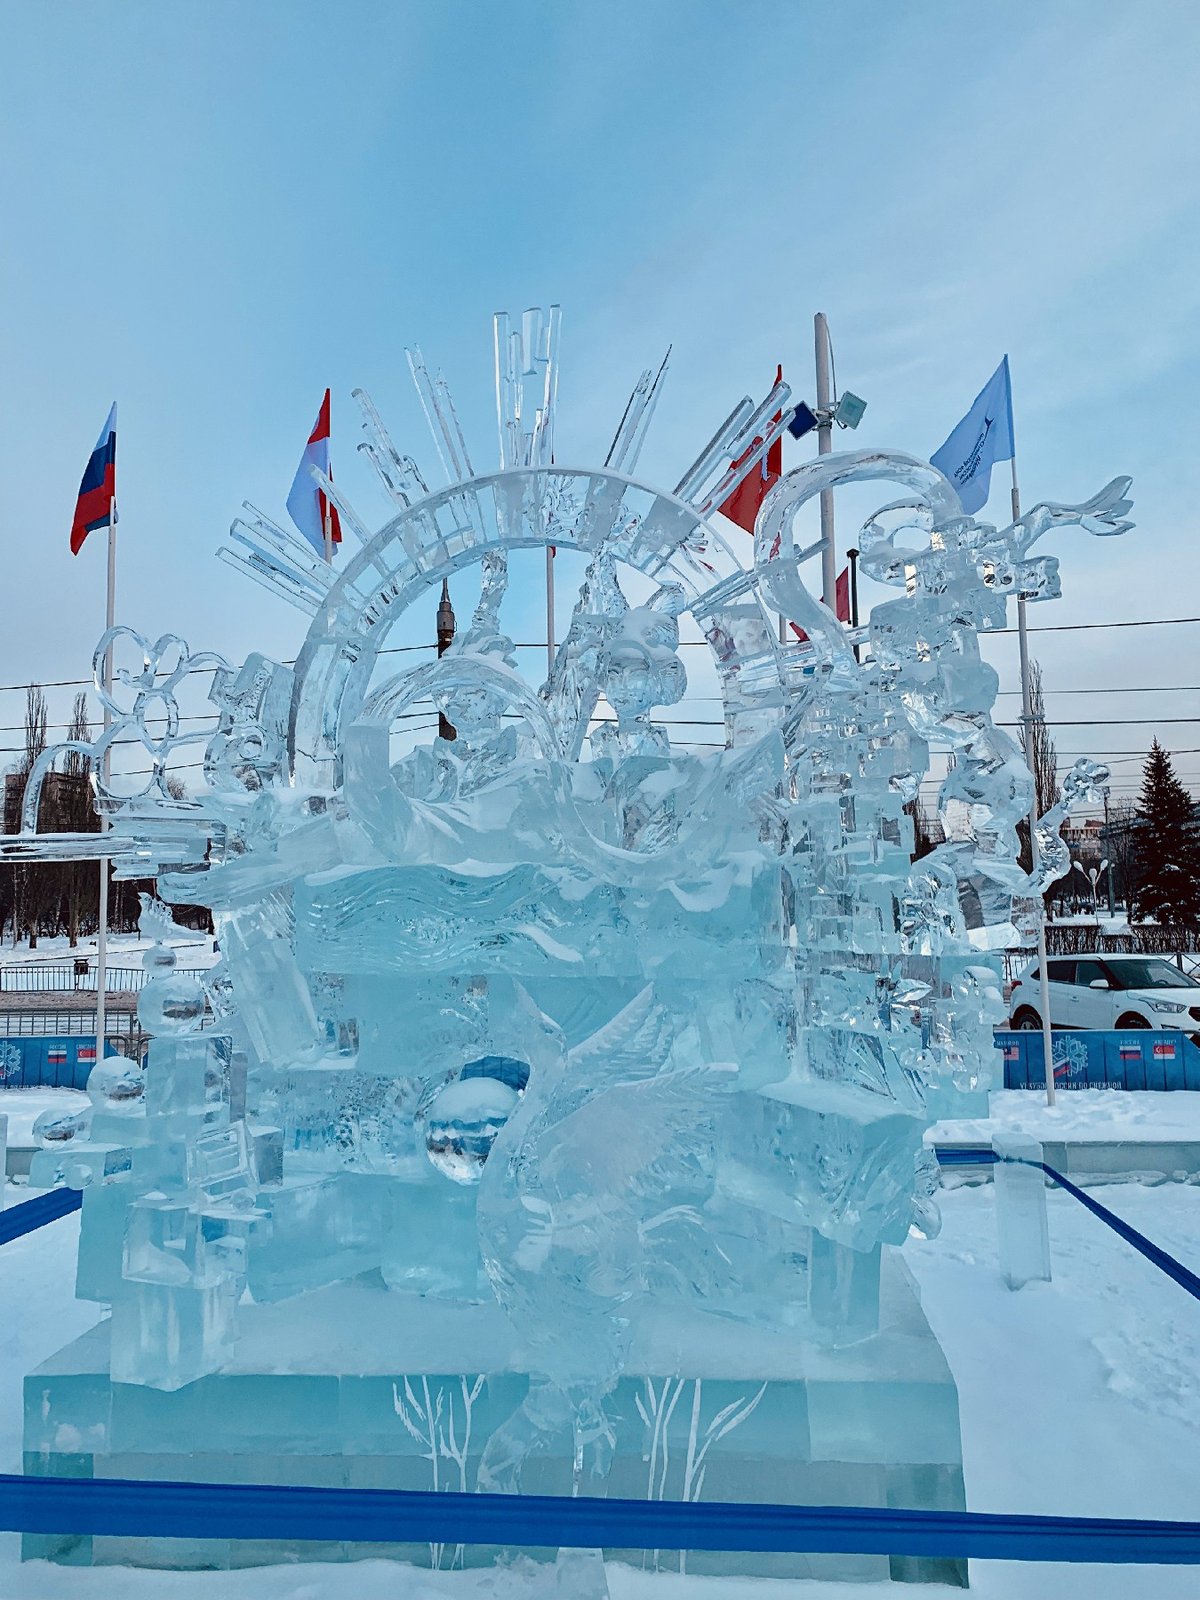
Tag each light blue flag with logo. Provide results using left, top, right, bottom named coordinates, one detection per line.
left=931, top=356, right=1015, bottom=515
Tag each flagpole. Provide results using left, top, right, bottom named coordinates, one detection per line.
left=815, top=313, right=837, bottom=610
left=94, top=497, right=116, bottom=1073
left=1013, top=453, right=1057, bottom=1107
left=323, top=492, right=333, bottom=566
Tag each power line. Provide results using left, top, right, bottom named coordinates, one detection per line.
left=995, top=685, right=1200, bottom=697
left=999, top=717, right=1200, bottom=728
left=989, top=615, right=1200, bottom=635
left=3, top=615, right=1200, bottom=697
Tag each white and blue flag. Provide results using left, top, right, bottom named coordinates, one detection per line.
left=931, top=356, right=1015, bottom=514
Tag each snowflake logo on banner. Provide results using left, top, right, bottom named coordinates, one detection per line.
left=0, top=1041, right=21, bottom=1085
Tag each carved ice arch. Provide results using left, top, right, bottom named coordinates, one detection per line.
left=287, top=462, right=830, bottom=785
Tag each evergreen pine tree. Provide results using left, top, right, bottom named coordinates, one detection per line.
left=1130, top=740, right=1200, bottom=927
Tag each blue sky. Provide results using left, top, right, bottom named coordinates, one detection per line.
left=2, top=1, right=1198, bottom=802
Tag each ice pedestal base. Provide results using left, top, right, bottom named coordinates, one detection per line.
left=24, top=1249, right=966, bottom=1585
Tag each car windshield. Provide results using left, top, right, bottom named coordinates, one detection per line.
left=1107, top=959, right=1200, bottom=991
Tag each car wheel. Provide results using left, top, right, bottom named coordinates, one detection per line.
left=1116, top=1013, right=1150, bottom=1030
left=1012, top=1007, right=1042, bottom=1031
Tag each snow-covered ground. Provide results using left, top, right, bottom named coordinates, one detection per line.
left=1, top=1181, right=1199, bottom=1598
left=0, top=932, right=218, bottom=970
left=931, top=1087, right=1200, bottom=1146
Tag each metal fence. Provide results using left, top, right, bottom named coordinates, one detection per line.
left=0, top=1010, right=141, bottom=1038
left=1043, top=924, right=1200, bottom=958
left=0, top=965, right=209, bottom=994
left=1002, top=927, right=1200, bottom=984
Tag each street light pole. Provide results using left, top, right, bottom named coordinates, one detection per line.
left=814, top=313, right=837, bottom=611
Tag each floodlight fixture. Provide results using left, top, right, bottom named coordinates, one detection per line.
left=834, top=392, right=867, bottom=430
left=787, top=401, right=818, bottom=440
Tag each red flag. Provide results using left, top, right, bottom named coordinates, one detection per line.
left=718, top=366, right=783, bottom=534
left=835, top=565, right=851, bottom=623
left=789, top=566, right=851, bottom=643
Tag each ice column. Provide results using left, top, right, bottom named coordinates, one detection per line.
left=993, top=1132, right=1052, bottom=1289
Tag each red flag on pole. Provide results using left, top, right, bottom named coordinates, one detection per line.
left=718, top=366, right=783, bottom=534
left=789, top=567, right=851, bottom=642
left=834, top=565, right=851, bottom=623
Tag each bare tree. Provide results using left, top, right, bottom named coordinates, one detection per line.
left=1020, top=661, right=1059, bottom=816
left=1016, top=660, right=1059, bottom=905
left=62, top=692, right=98, bottom=946
left=10, top=686, right=50, bottom=946
left=1103, top=798, right=1138, bottom=910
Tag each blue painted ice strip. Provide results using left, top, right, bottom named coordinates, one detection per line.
left=3, top=1473, right=1200, bottom=1563
left=0, top=1186, right=81, bottom=1247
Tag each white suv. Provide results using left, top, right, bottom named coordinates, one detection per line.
left=1009, top=954, right=1200, bottom=1034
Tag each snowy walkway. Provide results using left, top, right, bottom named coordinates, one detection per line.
left=1, top=1184, right=1198, bottom=1597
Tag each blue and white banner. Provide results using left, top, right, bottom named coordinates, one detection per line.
left=931, top=356, right=1015, bottom=515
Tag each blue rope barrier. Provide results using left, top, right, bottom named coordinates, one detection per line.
left=1039, top=1160, right=1200, bottom=1304
left=0, top=1186, right=81, bottom=1247
left=4, top=1473, right=1200, bottom=1563
left=934, top=1146, right=1200, bottom=1305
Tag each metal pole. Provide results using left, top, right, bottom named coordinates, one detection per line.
left=1103, top=790, right=1116, bottom=917
left=846, top=546, right=860, bottom=662
left=94, top=502, right=116, bottom=1071
left=546, top=547, right=555, bottom=679
left=1013, top=456, right=1056, bottom=1106
left=814, top=313, right=837, bottom=610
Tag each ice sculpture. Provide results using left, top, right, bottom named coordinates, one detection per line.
left=8, top=307, right=1130, bottom=1578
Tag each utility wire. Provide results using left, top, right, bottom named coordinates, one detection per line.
left=995, top=685, right=1200, bottom=697
left=4, top=616, right=1200, bottom=697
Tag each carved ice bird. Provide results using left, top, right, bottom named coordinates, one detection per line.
left=475, top=985, right=734, bottom=1492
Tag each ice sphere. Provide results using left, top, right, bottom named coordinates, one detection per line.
left=33, top=1106, right=92, bottom=1146
left=424, top=1075, right=518, bottom=1184
left=86, top=1054, right=145, bottom=1113
left=137, top=970, right=206, bottom=1034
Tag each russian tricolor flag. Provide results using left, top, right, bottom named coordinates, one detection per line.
left=286, top=389, right=342, bottom=558
left=69, top=403, right=117, bottom=555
